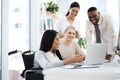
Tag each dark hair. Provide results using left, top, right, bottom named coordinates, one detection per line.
left=66, top=2, right=80, bottom=16
left=87, top=7, right=97, bottom=13
left=39, top=30, right=58, bottom=52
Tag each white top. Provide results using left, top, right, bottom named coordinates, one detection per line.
left=86, top=14, right=115, bottom=54
left=34, top=51, right=64, bottom=69
left=59, top=41, right=84, bottom=59
left=54, top=16, right=81, bottom=35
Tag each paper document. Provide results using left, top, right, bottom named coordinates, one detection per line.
left=62, top=64, right=100, bottom=69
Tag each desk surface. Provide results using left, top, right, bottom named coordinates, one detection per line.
left=43, top=62, right=120, bottom=80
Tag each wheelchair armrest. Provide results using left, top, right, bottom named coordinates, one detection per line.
left=24, top=69, right=44, bottom=80
left=31, top=67, right=43, bottom=70
left=21, top=67, right=43, bottom=78
left=25, top=67, right=43, bottom=75
left=25, top=69, right=43, bottom=75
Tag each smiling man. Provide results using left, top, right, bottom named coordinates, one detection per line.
left=86, top=7, right=115, bottom=60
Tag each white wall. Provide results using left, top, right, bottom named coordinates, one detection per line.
left=119, top=0, right=120, bottom=28
left=1, top=0, right=9, bottom=80
left=30, top=0, right=41, bottom=50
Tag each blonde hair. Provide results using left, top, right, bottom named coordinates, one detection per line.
left=64, top=26, right=76, bottom=33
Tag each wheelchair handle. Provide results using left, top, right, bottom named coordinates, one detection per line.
left=22, top=50, right=35, bottom=55
left=8, top=50, right=18, bottom=56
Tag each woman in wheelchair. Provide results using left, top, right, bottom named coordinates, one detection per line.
left=34, top=30, right=85, bottom=69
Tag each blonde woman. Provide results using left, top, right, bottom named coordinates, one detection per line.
left=59, top=26, right=84, bottom=59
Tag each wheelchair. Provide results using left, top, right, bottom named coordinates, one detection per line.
left=9, top=50, right=44, bottom=80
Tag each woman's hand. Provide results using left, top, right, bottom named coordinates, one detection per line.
left=63, top=54, right=85, bottom=65
left=75, top=31, right=80, bottom=38
left=74, top=54, right=85, bottom=62
left=59, top=33, right=64, bottom=38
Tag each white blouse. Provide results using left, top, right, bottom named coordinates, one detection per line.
left=34, top=51, right=64, bottom=69
left=54, top=16, right=81, bottom=35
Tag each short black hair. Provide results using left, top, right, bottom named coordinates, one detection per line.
left=87, top=7, right=97, bottom=13
left=66, top=2, right=80, bottom=16
left=39, top=30, right=58, bottom=52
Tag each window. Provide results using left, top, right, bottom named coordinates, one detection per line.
left=8, top=0, right=30, bottom=51
left=8, top=0, right=30, bottom=79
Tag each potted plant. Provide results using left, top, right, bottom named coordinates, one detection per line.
left=44, top=1, right=59, bottom=14
left=78, top=38, right=86, bottom=49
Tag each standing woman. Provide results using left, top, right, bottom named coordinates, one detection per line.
left=34, top=30, right=84, bottom=69
left=55, top=1, right=81, bottom=38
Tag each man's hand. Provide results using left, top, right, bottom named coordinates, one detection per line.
left=76, top=31, right=80, bottom=38
left=105, top=54, right=112, bottom=60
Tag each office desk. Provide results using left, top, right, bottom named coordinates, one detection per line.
left=43, top=62, right=120, bottom=80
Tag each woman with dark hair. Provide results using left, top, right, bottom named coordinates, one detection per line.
left=54, top=1, right=81, bottom=39
left=34, top=30, right=84, bottom=69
